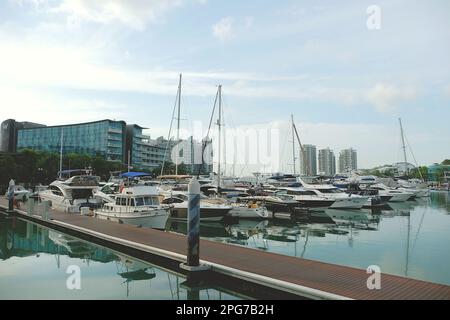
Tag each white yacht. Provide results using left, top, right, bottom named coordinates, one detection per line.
left=370, top=183, right=415, bottom=202
left=276, top=188, right=335, bottom=210
left=161, top=191, right=232, bottom=222
left=94, top=185, right=170, bottom=230
left=278, top=186, right=367, bottom=210
left=39, top=173, right=102, bottom=213
left=297, top=178, right=370, bottom=209
left=228, top=199, right=270, bottom=219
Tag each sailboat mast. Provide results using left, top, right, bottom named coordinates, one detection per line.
left=59, top=129, right=64, bottom=179
left=399, top=118, right=408, bottom=171
left=291, top=115, right=296, bottom=175
left=222, top=104, right=226, bottom=177
left=217, top=85, right=222, bottom=189
left=176, top=73, right=182, bottom=175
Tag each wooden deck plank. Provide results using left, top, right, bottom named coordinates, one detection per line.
left=1, top=197, right=449, bottom=300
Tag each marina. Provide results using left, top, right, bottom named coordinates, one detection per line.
left=1, top=190, right=450, bottom=300
left=0, top=1, right=449, bottom=304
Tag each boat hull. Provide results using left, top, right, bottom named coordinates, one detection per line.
left=94, top=210, right=169, bottom=230
left=169, top=206, right=231, bottom=222
left=329, top=197, right=367, bottom=210
left=229, top=206, right=269, bottom=219
left=388, top=193, right=413, bottom=202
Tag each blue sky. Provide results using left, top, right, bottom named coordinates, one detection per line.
left=0, top=0, right=449, bottom=172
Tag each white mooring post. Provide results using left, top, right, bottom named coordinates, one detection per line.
left=7, top=179, right=15, bottom=213
left=27, top=198, right=35, bottom=216
left=180, top=177, right=211, bottom=278
left=41, top=201, right=50, bottom=220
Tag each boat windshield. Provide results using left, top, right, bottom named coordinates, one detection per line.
left=318, top=189, right=343, bottom=194
left=135, top=196, right=160, bottom=206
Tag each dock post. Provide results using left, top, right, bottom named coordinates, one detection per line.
left=7, top=179, right=15, bottom=213
left=187, top=177, right=200, bottom=267
left=27, top=198, right=35, bottom=216
left=41, top=201, right=50, bottom=220
left=180, top=177, right=211, bottom=284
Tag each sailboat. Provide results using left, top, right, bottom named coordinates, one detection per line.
left=396, top=118, right=430, bottom=197
left=158, top=78, right=233, bottom=222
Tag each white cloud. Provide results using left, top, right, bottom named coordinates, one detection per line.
left=10, top=0, right=47, bottom=8
left=0, top=86, right=126, bottom=125
left=212, top=16, right=234, bottom=42
left=366, top=83, right=419, bottom=113
left=212, top=16, right=255, bottom=42
left=15, top=0, right=184, bottom=30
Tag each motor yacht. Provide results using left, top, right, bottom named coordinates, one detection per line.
left=161, top=191, right=232, bottom=222
left=39, top=170, right=102, bottom=213
left=370, top=183, right=415, bottom=202
left=94, top=185, right=170, bottom=230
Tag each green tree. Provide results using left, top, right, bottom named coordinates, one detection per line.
left=409, top=166, right=428, bottom=180
left=442, top=159, right=450, bottom=165
left=0, top=155, right=17, bottom=194
left=152, top=161, right=190, bottom=176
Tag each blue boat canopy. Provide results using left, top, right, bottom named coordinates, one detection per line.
left=120, top=172, right=152, bottom=178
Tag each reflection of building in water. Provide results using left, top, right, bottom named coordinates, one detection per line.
left=0, top=218, right=117, bottom=263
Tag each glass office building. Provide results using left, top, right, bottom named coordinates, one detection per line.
left=17, top=120, right=126, bottom=162
left=126, top=125, right=168, bottom=171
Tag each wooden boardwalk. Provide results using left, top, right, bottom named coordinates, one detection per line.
left=1, top=197, right=450, bottom=300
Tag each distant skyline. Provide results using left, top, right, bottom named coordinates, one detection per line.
left=0, top=0, right=449, bottom=171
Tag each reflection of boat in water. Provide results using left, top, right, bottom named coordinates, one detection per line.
left=385, top=201, right=416, bottom=211
left=262, top=224, right=301, bottom=243
left=325, top=209, right=379, bottom=230
left=227, top=220, right=269, bottom=244
left=48, top=231, right=96, bottom=256
left=115, top=254, right=156, bottom=297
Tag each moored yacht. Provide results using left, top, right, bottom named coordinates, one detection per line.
left=39, top=170, right=102, bottom=213
left=94, top=185, right=170, bottom=230
left=276, top=188, right=336, bottom=210
left=298, top=179, right=369, bottom=210
left=228, top=198, right=269, bottom=219
left=161, top=192, right=232, bottom=222
left=370, top=183, right=415, bottom=202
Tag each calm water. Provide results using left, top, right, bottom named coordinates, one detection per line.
left=0, top=218, right=242, bottom=300
left=168, top=191, right=450, bottom=285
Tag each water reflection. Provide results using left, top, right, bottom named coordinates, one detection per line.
left=0, top=217, right=241, bottom=300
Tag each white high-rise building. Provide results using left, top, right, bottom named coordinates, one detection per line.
left=318, top=148, right=336, bottom=176
left=339, top=148, right=357, bottom=173
left=300, top=144, right=317, bottom=176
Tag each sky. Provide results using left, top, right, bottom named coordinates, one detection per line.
left=0, top=0, right=449, bottom=174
